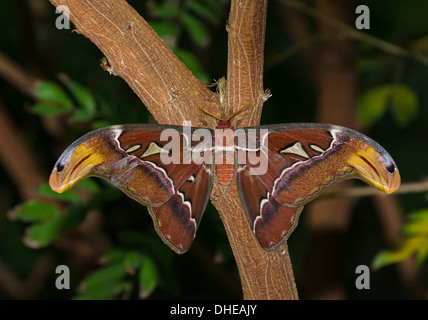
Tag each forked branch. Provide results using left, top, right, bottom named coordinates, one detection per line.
left=49, top=0, right=297, bottom=299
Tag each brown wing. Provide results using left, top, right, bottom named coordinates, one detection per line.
left=49, top=124, right=214, bottom=253
left=149, top=164, right=213, bottom=253
left=236, top=123, right=400, bottom=249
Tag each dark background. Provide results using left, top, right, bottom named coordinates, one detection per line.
left=0, top=0, right=428, bottom=299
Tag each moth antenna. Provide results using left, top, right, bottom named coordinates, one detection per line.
left=199, top=119, right=210, bottom=127
left=227, top=103, right=250, bottom=121
left=235, top=114, right=246, bottom=127
left=196, top=107, right=222, bottom=121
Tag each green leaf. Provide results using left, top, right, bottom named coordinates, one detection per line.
left=200, top=0, right=224, bottom=16
left=34, top=81, right=73, bottom=109
left=74, top=280, right=127, bottom=300
left=99, top=248, right=126, bottom=265
left=357, top=84, right=418, bottom=126
left=118, top=230, right=172, bottom=267
left=407, top=208, right=428, bottom=221
left=15, top=200, right=60, bottom=222
left=124, top=251, right=143, bottom=273
left=97, top=94, right=114, bottom=117
left=416, top=241, right=428, bottom=265
left=31, top=103, right=70, bottom=116
left=35, top=183, right=80, bottom=204
left=181, top=13, right=209, bottom=46
left=25, top=218, right=62, bottom=247
left=80, top=263, right=127, bottom=291
left=149, top=21, right=179, bottom=38
left=65, top=80, right=96, bottom=115
left=139, top=256, right=158, bottom=299
left=372, top=236, right=427, bottom=270
left=174, top=49, right=209, bottom=83
left=189, top=1, right=220, bottom=25
left=389, top=85, right=418, bottom=126
left=357, top=86, right=389, bottom=126
left=403, top=217, right=428, bottom=235
left=24, top=207, right=85, bottom=248
left=153, top=4, right=181, bottom=18
left=402, top=209, right=428, bottom=236
left=76, top=178, right=100, bottom=193
left=68, top=108, right=94, bottom=123
left=92, top=120, right=115, bottom=129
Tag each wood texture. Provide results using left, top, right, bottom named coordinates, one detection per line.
left=49, top=0, right=298, bottom=299
left=213, top=0, right=298, bottom=299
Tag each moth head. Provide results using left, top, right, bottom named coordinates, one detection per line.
left=49, top=132, right=116, bottom=193
left=347, top=136, right=400, bottom=194
left=196, top=103, right=250, bottom=128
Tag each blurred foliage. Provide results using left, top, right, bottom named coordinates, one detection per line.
left=13, top=0, right=227, bottom=300
left=357, top=84, right=419, bottom=126
left=148, top=0, right=225, bottom=83
left=12, top=181, right=94, bottom=248
left=32, top=77, right=115, bottom=127
left=373, top=209, right=428, bottom=269
left=74, top=248, right=159, bottom=299
left=1, top=0, right=428, bottom=300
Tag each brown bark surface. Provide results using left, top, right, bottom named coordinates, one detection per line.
left=49, top=0, right=298, bottom=299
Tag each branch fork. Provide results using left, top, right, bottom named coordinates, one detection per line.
left=49, top=0, right=297, bottom=300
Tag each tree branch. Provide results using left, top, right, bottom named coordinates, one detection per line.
left=51, top=0, right=218, bottom=126
left=280, top=0, right=428, bottom=66
left=49, top=0, right=298, bottom=299
left=0, top=99, right=46, bottom=199
left=209, top=0, right=298, bottom=300
left=226, top=0, right=267, bottom=126
left=322, top=180, right=428, bottom=199
left=0, top=51, right=36, bottom=93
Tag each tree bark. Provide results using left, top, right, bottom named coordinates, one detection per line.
left=49, top=0, right=298, bottom=299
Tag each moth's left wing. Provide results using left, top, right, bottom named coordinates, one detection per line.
left=236, top=123, right=400, bottom=250
left=236, top=165, right=303, bottom=249
left=49, top=124, right=214, bottom=254
left=148, top=163, right=212, bottom=253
